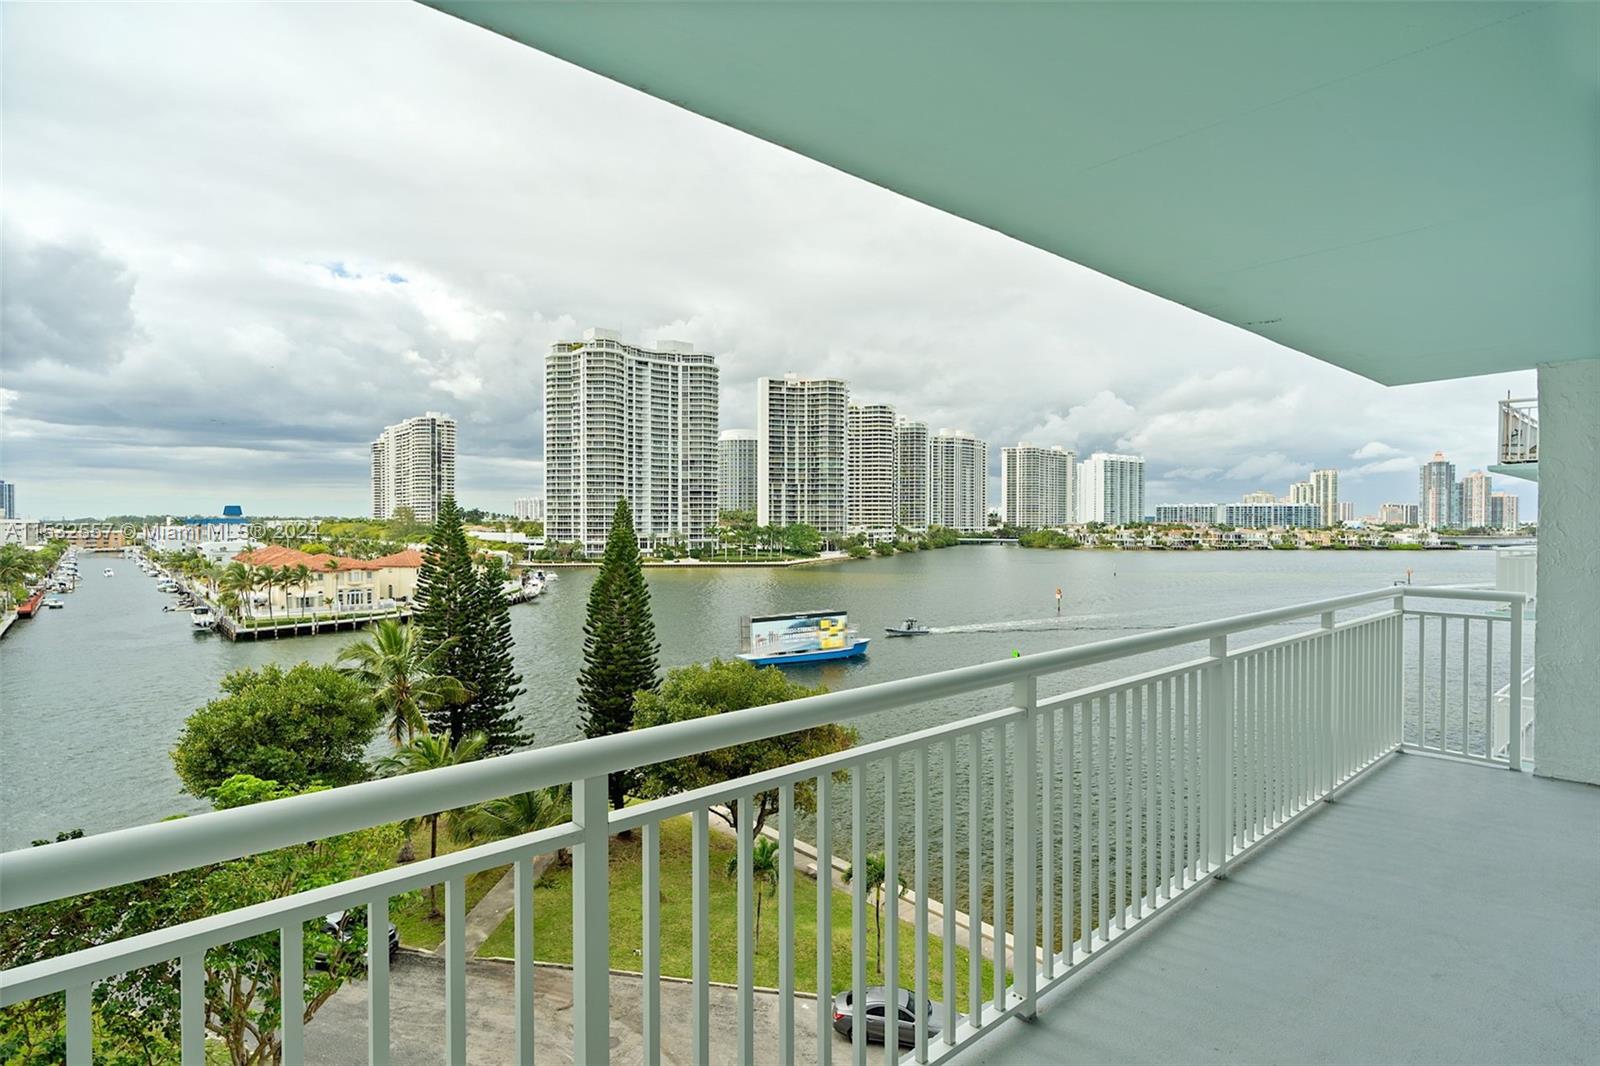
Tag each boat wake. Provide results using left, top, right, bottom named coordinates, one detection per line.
left=927, top=616, right=1177, bottom=635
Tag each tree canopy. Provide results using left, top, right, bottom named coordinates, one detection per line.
left=578, top=498, right=660, bottom=808
left=631, top=658, right=857, bottom=837
left=170, top=663, right=380, bottom=799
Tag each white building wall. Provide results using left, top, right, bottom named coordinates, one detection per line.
left=544, top=330, right=719, bottom=555
left=1532, top=357, right=1598, bottom=786
left=929, top=430, right=988, bottom=532
left=1001, top=444, right=1075, bottom=527
left=718, top=430, right=758, bottom=514
left=894, top=419, right=930, bottom=531
left=757, top=375, right=848, bottom=534
left=1076, top=453, right=1145, bottom=524
left=1461, top=470, right=1492, bottom=527
left=847, top=404, right=898, bottom=537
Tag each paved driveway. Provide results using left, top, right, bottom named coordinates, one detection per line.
left=307, top=951, right=856, bottom=1064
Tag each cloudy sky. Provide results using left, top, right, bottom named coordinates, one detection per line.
left=2, top=3, right=1537, bottom=520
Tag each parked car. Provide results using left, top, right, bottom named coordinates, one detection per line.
left=313, top=909, right=399, bottom=971
left=831, top=987, right=941, bottom=1047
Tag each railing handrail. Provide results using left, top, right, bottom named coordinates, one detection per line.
left=0, top=585, right=1525, bottom=912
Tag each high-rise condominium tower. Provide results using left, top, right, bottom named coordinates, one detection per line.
left=1418, top=451, right=1460, bottom=528
left=544, top=329, right=719, bottom=556
left=718, top=430, right=758, bottom=514
left=0, top=480, right=14, bottom=519
left=512, top=497, right=544, bottom=522
left=1461, top=470, right=1493, bottom=528
left=1488, top=492, right=1520, bottom=532
left=1379, top=503, right=1420, bottom=526
left=1077, top=453, right=1146, bottom=525
left=847, top=403, right=898, bottom=538
left=371, top=412, right=456, bottom=522
left=1001, top=444, right=1076, bottom=527
left=929, top=430, right=988, bottom=532
left=757, top=375, right=848, bottom=534
left=1241, top=490, right=1279, bottom=505
left=1287, top=480, right=1316, bottom=506
left=1311, top=468, right=1339, bottom=527
left=894, top=419, right=930, bottom=532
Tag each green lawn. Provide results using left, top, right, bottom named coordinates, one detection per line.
left=476, top=815, right=995, bottom=1012
left=388, top=823, right=509, bottom=950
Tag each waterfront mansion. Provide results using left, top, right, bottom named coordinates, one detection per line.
left=228, top=545, right=422, bottom=615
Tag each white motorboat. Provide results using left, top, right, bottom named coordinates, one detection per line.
left=191, top=607, right=217, bottom=631
left=103, top=567, right=115, bottom=577
left=44, top=598, right=65, bottom=609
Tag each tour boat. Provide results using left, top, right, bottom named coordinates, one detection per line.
left=739, top=610, right=870, bottom=666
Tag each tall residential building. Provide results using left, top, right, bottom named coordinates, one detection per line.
left=1311, top=469, right=1339, bottom=527
left=1489, top=492, right=1520, bottom=532
left=1155, top=503, right=1223, bottom=525
left=1077, top=453, right=1146, bottom=525
left=544, top=329, right=719, bottom=555
left=1379, top=502, right=1421, bottom=526
left=0, top=480, right=13, bottom=519
left=1418, top=451, right=1459, bottom=529
left=718, top=430, right=758, bottom=514
left=1287, top=480, right=1316, bottom=506
left=512, top=497, right=544, bottom=522
left=847, top=403, right=898, bottom=538
left=1461, top=470, right=1493, bottom=528
left=929, top=430, right=988, bottom=532
left=894, top=419, right=930, bottom=532
left=1241, top=490, right=1279, bottom=505
left=371, top=412, right=456, bottom=522
left=1338, top=501, right=1356, bottom=524
left=1000, top=444, right=1076, bottom=528
left=757, top=375, right=848, bottom=534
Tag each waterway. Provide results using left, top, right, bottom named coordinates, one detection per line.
left=0, top=548, right=1499, bottom=850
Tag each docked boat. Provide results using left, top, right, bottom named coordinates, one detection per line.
left=739, top=610, right=870, bottom=666
left=44, top=598, right=65, bottom=610
left=191, top=607, right=217, bottom=631
left=885, top=617, right=932, bottom=637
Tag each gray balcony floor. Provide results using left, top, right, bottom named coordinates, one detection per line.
left=961, top=753, right=1600, bottom=1065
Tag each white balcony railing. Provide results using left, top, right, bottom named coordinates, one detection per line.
left=1498, top=397, right=1539, bottom=465
left=0, top=586, right=1528, bottom=1066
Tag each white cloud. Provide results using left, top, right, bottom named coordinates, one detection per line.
left=1351, top=441, right=1404, bottom=460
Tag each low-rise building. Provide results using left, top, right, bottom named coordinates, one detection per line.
left=229, top=545, right=422, bottom=614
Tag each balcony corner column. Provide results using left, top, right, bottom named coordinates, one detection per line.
left=1011, top=676, right=1039, bottom=1019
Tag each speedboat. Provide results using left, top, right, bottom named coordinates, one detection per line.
left=103, top=567, right=115, bottom=577
left=885, top=617, right=932, bottom=637
left=191, top=607, right=217, bottom=631
left=44, top=598, right=65, bottom=609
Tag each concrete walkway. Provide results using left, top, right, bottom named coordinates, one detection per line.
left=436, top=853, right=555, bottom=959
left=306, top=952, right=854, bottom=1064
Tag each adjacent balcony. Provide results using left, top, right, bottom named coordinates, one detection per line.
left=1491, top=397, right=1540, bottom=482
left=3, top=586, right=1593, bottom=1066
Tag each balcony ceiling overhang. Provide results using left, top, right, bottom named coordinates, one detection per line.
left=424, top=1, right=1599, bottom=386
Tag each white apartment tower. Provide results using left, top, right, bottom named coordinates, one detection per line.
left=894, top=419, right=930, bottom=532
left=929, top=430, right=988, bottom=532
left=1001, top=444, right=1076, bottom=527
left=757, top=375, right=849, bottom=534
left=512, top=497, right=544, bottom=522
left=1419, top=451, right=1460, bottom=529
left=1489, top=491, right=1520, bottom=532
left=847, top=403, right=899, bottom=538
left=1462, top=470, right=1493, bottom=528
left=371, top=412, right=456, bottom=523
left=1077, top=453, right=1146, bottom=525
left=1311, top=468, right=1340, bottom=527
left=544, top=329, right=719, bottom=556
left=718, top=430, right=759, bottom=514
left=1287, top=480, right=1316, bottom=506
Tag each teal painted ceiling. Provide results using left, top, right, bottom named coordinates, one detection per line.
left=425, top=1, right=1599, bottom=386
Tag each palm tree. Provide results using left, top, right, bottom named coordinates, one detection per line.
left=291, top=563, right=314, bottom=630
left=323, top=557, right=341, bottom=617
left=845, top=852, right=907, bottom=979
left=218, top=562, right=257, bottom=620
left=273, top=566, right=297, bottom=628
left=724, top=836, right=783, bottom=948
left=449, top=787, right=571, bottom=859
left=376, top=731, right=487, bottom=915
left=337, top=620, right=469, bottom=746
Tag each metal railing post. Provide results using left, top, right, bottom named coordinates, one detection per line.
left=1320, top=611, right=1336, bottom=793
left=572, top=774, right=611, bottom=1065
left=1012, top=677, right=1038, bottom=1019
left=1508, top=600, right=1524, bottom=771
left=1205, top=636, right=1231, bottom=877
left=1392, top=597, right=1406, bottom=748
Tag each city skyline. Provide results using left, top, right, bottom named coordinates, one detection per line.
left=2, top=3, right=1538, bottom=520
